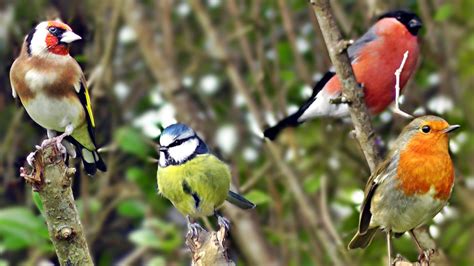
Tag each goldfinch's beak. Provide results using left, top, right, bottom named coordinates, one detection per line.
left=443, top=125, right=460, bottom=133
left=60, top=31, right=82, bottom=43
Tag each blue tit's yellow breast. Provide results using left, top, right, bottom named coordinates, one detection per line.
left=157, top=154, right=231, bottom=218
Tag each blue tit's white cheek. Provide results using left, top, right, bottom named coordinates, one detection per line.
left=168, top=138, right=199, bottom=164
left=159, top=151, right=167, bottom=167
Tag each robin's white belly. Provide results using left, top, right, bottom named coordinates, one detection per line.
left=371, top=185, right=446, bottom=233
left=23, top=93, right=84, bottom=132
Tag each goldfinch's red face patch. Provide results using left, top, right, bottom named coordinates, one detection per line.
left=28, top=20, right=81, bottom=57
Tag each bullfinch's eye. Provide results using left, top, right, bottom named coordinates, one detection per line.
left=48, top=27, right=59, bottom=35
left=421, top=125, right=431, bottom=133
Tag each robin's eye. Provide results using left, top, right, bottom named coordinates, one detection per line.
left=421, top=125, right=431, bottom=133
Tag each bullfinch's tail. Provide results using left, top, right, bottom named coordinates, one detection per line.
left=264, top=71, right=335, bottom=141
left=263, top=113, right=303, bottom=140
left=66, top=137, right=107, bottom=176
left=226, top=191, right=256, bottom=209
left=348, top=227, right=378, bottom=249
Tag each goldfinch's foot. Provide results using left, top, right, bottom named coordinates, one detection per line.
left=217, top=215, right=230, bottom=232
left=186, top=222, right=205, bottom=239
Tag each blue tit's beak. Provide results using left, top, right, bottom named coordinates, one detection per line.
left=159, top=146, right=168, bottom=152
left=443, top=125, right=460, bottom=133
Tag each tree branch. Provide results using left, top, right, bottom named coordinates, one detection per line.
left=308, top=1, right=449, bottom=265
left=309, top=0, right=381, bottom=172
left=186, top=226, right=235, bottom=266
left=21, top=144, right=93, bottom=266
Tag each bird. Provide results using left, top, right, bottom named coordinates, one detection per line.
left=264, top=10, right=422, bottom=140
left=348, top=115, right=459, bottom=265
left=156, top=123, right=255, bottom=235
left=9, top=20, right=106, bottom=175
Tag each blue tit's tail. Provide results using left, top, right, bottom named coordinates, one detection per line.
left=65, top=137, right=107, bottom=176
left=227, top=190, right=256, bottom=209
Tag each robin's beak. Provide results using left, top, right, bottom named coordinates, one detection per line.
left=60, top=31, right=82, bottom=44
left=443, top=125, right=460, bottom=133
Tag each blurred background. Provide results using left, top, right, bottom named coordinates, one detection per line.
left=1, top=0, right=473, bottom=265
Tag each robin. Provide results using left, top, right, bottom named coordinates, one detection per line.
left=348, top=115, right=459, bottom=265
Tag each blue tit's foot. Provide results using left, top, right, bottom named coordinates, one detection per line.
left=217, top=215, right=230, bottom=232
left=418, top=249, right=434, bottom=264
left=186, top=215, right=205, bottom=240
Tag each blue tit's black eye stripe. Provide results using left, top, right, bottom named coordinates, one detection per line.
left=168, top=136, right=195, bottom=147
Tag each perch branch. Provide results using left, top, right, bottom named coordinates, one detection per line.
left=308, top=1, right=449, bottom=265
left=309, top=0, right=382, bottom=171
left=21, top=143, right=93, bottom=266
left=186, top=226, right=235, bottom=266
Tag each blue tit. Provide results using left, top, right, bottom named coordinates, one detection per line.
left=157, top=123, right=255, bottom=232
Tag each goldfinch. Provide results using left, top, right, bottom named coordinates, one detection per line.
left=10, top=20, right=106, bottom=175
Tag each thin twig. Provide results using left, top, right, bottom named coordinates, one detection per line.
left=392, top=51, right=413, bottom=118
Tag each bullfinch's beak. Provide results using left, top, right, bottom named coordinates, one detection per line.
left=408, top=19, right=422, bottom=30
left=443, top=125, right=460, bottom=133
left=60, top=31, right=82, bottom=44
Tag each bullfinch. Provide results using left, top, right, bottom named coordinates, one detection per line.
left=264, top=10, right=422, bottom=140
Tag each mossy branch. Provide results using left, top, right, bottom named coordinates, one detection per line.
left=21, top=143, right=93, bottom=266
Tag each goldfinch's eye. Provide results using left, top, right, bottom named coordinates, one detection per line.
left=48, top=27, right=58, bottom=35
left=421, top=125, right=431, bottom=133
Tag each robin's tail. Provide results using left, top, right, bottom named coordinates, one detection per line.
left=66, top=137, right=107, bottom=175
left=348, top=227, right=378, bottom=249
left=263, top=113, right=302, bottom=140
left=226, top=191, right=256, bottom=209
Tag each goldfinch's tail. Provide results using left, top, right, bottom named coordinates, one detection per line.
left=66, top=137, right=107, bottom=175
left=226, top=191, right=256, bottom=209
left=80, top=148, right=107, bottom=176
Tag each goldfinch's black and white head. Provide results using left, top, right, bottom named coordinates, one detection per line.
left=26, top=20, right=81, bottom=57
left=158, top=123, right=209, bottom=168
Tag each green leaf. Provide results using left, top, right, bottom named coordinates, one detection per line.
left=114, top=127, right=155, bottom=159
left=0, top=207, right=51, bottom=251
left=303, top=176, right=321, bottom=194
left=117, top=199, right=146, bottom=219
left=244, top=190, right=271, bottom=205
left=129, top=228, right=162, bottom=249
left=147, top=256, right=166, bottom=266
left=32, top=191, right=44, bottom=214
left=434, top=4, right=453, bottom=22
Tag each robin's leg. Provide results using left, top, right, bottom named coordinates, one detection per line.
left=409, top=229, right=434, bottom=263
left=186, top=215, right=204, bottom=239
left=386, top=230, right=393, bottom=266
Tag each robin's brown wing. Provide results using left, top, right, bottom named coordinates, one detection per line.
left=358, top=158, right=392, bottom=234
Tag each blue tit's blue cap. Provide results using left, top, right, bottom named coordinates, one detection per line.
left=161, top=123, right=194, bottom=137
left=160, top=123, right=196, bottom=147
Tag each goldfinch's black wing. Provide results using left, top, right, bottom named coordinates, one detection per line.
left=66, top=76, right=106, bottom=175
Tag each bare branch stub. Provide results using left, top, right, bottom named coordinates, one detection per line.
left=185, top=226, right=235, bottom=266
left=21, top=143, right=93, bottom=265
